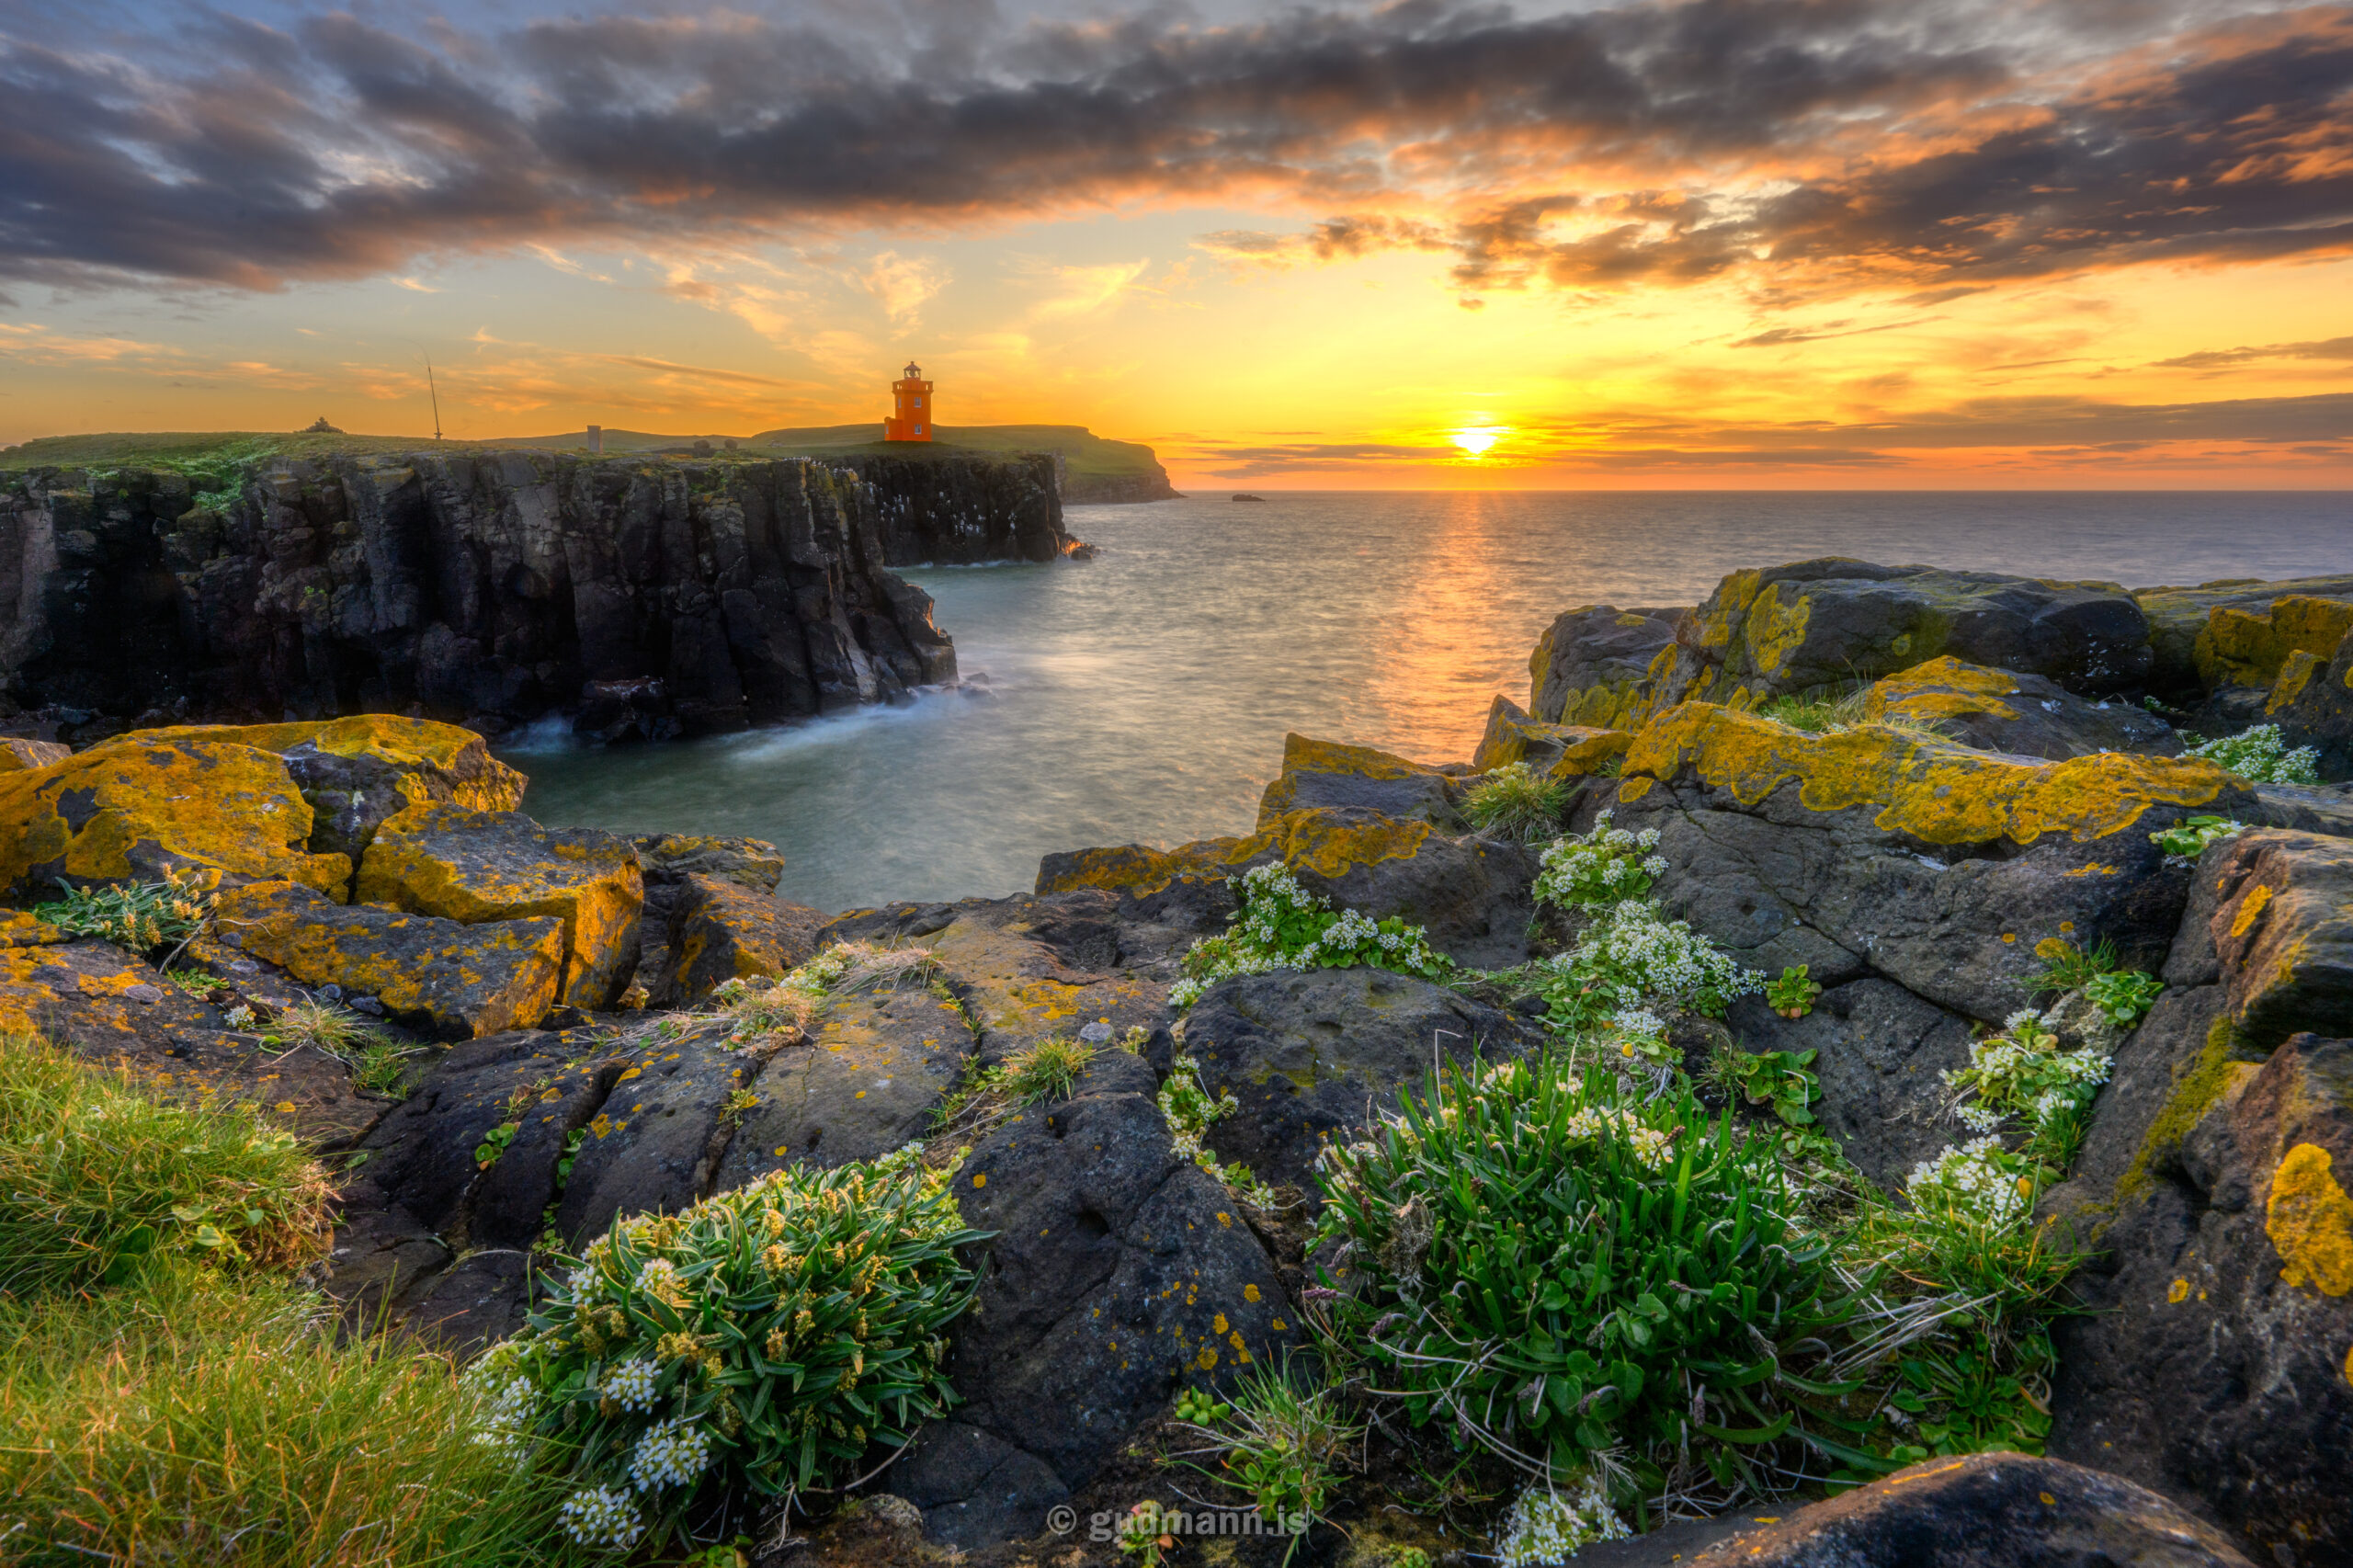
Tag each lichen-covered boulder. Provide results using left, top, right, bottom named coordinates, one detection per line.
left=356, top=802, right=643, bottom=1008
left=1038, top=806, right=1540, bottom=970
left=1175, top=968, right=1544, bottom=1199
left=0, top=909, right=68, bottom=947
left=889, top=1052, right=1299, bottom=1548
left=1585, top=1452, right=2252, bottom=1568
left=0, top=734, right=351, bottom=896
left=1864, top=655, right=2181, bottom=760
left=1471, top=694, right=1632, bottom=776
left=2135, top=572, right=2353, bottom=699
left=1529, top=604, right=1686, bottom=730
left=213, top=880, right=566, bottom=1039
left=631, top=832, right=790, bottom=1001
left=662, top=874, right=824, bottom=1005
left=116, top=714, right=528, bottom=863
left=1606, top=703, right=2251, bottom=1024
left=2202, top=830, right=2353, bottom=1050
left=551, top=1018, right=774, bottom=1242
left=0, top=937, right=383, bottom=1145
left=1254, top=733, right=1460, bottom=828
left=2271, top=621, right=2353, bottom=782
left=716, top=990, right=973, bottom=1186
left=0, top=737, right=69, bottom=771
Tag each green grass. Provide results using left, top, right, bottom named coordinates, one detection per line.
left=0, top=1033, right=335, bottom=1295
left=1461, top=762, right=1571, bottom=842
left=0, top=1260, right=578, bottom=1568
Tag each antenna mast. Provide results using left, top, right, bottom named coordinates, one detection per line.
left=426, top=356, right=444, bottom=441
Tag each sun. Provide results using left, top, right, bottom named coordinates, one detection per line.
left=1451, top=424, right=1507, bottom=459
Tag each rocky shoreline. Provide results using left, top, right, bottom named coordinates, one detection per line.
left=3, top=556, right=2349, bottom=1566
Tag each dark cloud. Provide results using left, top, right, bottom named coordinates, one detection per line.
left=1729, top=316, right=1934, bottom=347
left=0, top=0, right=2347, bottom=298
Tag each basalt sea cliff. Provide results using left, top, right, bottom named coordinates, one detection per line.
left=3, top=554, right=2350, bottom=1568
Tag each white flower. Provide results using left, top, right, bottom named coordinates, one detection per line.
left=2003, top=1007, right=2043, bottom=1033
left=1496, top=1473, right=1631, bottom=1566
left=223, top=1004, right=256, bottom=1029
left=597, top=1356, right=662, bottom=1414
left=1908, top=1137, right=2031, bottom=1228
left=560, top=1485, right=646, bottom=1551
left=628, top=1415, right=714, bottom=1494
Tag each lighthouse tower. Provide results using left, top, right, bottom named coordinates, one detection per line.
left=884, top=361, right=934, bottom=442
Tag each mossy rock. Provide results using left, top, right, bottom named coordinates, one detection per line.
left=214, top=879, right=566, bottom=1039
left=355, top=801, right=643, bottom=1009
left=1864, top=655, right=2182, bottom=761
left=714, top=989, right=973, bottom=1186
left=0, top=733, right=351, bottom=896
left=2202, top=830, right=2353, bottom=1051
left=1528, top=604, right=1686, bottom=730
left=1470, top=693, right=1631, bottom=776
left=1254, top=733, right=1459, bottom=829
left=2133, top=572, right=2353, bottom=696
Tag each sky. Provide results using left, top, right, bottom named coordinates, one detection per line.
left=2, top=0, right=2351, bottom=488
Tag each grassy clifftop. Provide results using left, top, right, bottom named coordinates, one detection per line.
left=3, top=423, right=1178, bottom=502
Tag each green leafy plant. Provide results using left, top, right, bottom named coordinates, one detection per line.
left=1160, top=1055, right=1277, bottom=1207
left=2150, top=814, right=2247, bottom=859
left=476, top=1122, right=521, bottom=1170
left=2082, top=969, right=2165, bottom=1028
left=165, top=968, right=233, bottom=1002
left=2183, top=722, right=2320, bottom=785
left=1461, top=762, right=1571, bottom=843
left=1172, top=1385, right=1231, bottom=1426
left=0, top=1031, right=334, bottom=1295
left=2027, top=937, right=2118, bottom=996
left=1708, top=1043, right=1820, bottom=1130
left=1117, top=1500, right=1178, bottom=1566
left=1530, top=809, right=1665, bottom=910
left=1171, top=863, right=1451, bottom=1009
left=477, top=1144, right=984, bottom=1552
left=1188, top=1363, right=1357, bottom=1560
left=1938, top=1008, right=2112, bottom=1172
left=1314, top=1053, right=1857, bottom=1501
left=343, top=1038, right=424, bottom=1097
left=1766, top=964, right=1822, bottom=1019
left=1535, top=899, right=1759, bottom=1028
left=33, top=869, right=214, bottom=958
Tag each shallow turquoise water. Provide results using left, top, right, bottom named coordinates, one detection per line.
left=503, top=490, right=2353, bottom=911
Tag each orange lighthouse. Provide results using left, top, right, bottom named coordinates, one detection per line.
left=884, top=361, right=934, bottom=442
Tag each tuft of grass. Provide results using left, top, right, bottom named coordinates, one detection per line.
left=1181, top=1362, right=1360, bottom=1558
left=0, top=1033, right=335, bottom=1296
left=933, top=1036, right=1096, bottom=1139
left=1002, top=1036, right=1094, bottom=1102
left=0, top=1260, right=579, bottom=1567
left=2028, top=937, right=2118, bottom=996
left=261, top=1000, right=421, bottom=1097
left=1461, top=762, right=1571, bottom=842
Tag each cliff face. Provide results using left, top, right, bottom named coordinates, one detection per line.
left=1054, top=451, right=1182, bottom=505
left=0, top=452, right=981, bottom=743
left=839, top=451, right=1071, bottom=562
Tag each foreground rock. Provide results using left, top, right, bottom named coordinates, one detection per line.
left=1863, top=654, right=2181, bottom=760
left=889, top=1052, right=1299, bottom=1548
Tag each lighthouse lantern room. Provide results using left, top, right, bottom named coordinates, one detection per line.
left=884, top=361, right=933, bottom=442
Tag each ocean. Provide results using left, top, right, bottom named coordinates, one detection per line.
left=502, top=490, right=2353, bottom=912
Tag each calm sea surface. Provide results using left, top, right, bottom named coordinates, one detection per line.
left=505, top=491, right=2353, bottom=911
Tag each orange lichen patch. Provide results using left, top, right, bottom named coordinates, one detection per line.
left=2267, top=1142, right=2353, bottom=1296
left=1545, top=728, right=1635, bottom=779
left=1041, top=804, right=1433, bottom=900
left=1255, top=733, right=1449, bottom=828
left=919, top=916, right=1164, bottom=1050
left=1623, top=701, right=2233, bottom=846
left=1744, top=582, right=1813, bottom=676
left=1267, top=807, right=1432, bottom=877
left=215, top=879, right=563, bottom=1039
left=2231, top=883, right=2274, bottom=939
left=0, top=735, right=350, bottom=895
left=356, top=802, right=642, bottom=1008
left=0, top=910, right=68, bottom=947
left=114, top=714, right=527, bottom=813
left=1864, top=656, right=2024, bottom=725
left=0, top=737, right=69, bottom=772
left=2266, top=648, right=2326, bottom=716
left=2198, top=594, right=2353, bottom=688
left=1035, top=843, right=1250, bottom=897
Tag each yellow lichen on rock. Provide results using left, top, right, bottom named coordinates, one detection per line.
left=1255, top=733, right=1451, bottom=828
left=1864, top=656, right=2023, bottom=725
left=1744, top=582, right=1813, bottom=676
left=2197, top=593, right=2353, bottom=688
left=1623, top=701, right=2233, bottom=845
left=2266, top=1142, right=2353, bottom=1296
left=0, top=735, right=350, bottom=895
left=119, top=713, right=527, bottom=812
left=355, top=802, right=642, bottom=1007
left=1263, top=807, right=1431, bottom=877
left=0, top=737, right=70, bottom=773
left=2265, top=648, right=2325, bottom=716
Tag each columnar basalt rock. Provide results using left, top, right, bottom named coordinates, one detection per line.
left=0, top=452, right=995, bottom=741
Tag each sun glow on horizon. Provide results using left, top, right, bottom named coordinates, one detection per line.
left=1452, top=424, right=1508, bottom=459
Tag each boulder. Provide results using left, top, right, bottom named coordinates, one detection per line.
left=212, top=880, right=566, bottom=1039
left=1722, top=980, right=1976, bottom=1189
left=1175, top=967, right=1546, bottom=1199
left=1529, top=604, right=1687, bottom=729
left=1254, top=733, right=1461, bottom=829
left=1573, top=1452, right=2251, bottom=1568
left=1864, top=655, right=2182, bottom=760
left=2271, top=622, right=2353, bottom=782
left=2204, top=830, right=2353, bottom=1051
left=1608, top=703, right=2248, bottom=1024
left=0, top=733, right=351, bottom=897
left=0, top=736, right=69, bottom=771
left=356, top=802, right=643, bottom=1008
left=0, top=937, right=383, bottom=1145
left=888, top=1052, right=1299, bottom=1548
left=823, top=892, right=1169, bottom=1064
left=662, top=874, right=824, bottom=1005
left=551, top=1017, right=776, bottom=1242
left=716, top=989, right=974, bottom=1187
left=1471, top=694, right=1632, bottom=777
left=2134, top=572, right=2353, bottom=700
left=631, top=832, right=789, bottom=1001
left=1038, top=806, right=1541, bottom=970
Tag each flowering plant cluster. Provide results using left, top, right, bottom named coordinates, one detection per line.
left=470, top=1144, right=983, bottom=1552
left=1941, top=1008, right=2112, bottom=1171
left=2183, top=722, right=2321, bottom=785
left=1536, top=899, right=1761, bottom=1028
left=1905, top=1136, right=2040, bottom=1230
left=1495, top=1471, right=1632, bottom=1568
left=1170, top=864, right=1450, bottom=1009
left=35, top=866, right=216, bottom=958
left=1532, top=810, right=1667, bottom=910
left=1159, top=1053, right=1278, bottom=1207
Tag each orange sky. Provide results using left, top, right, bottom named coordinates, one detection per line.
left=4, top=1, right=2350, bottom=488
